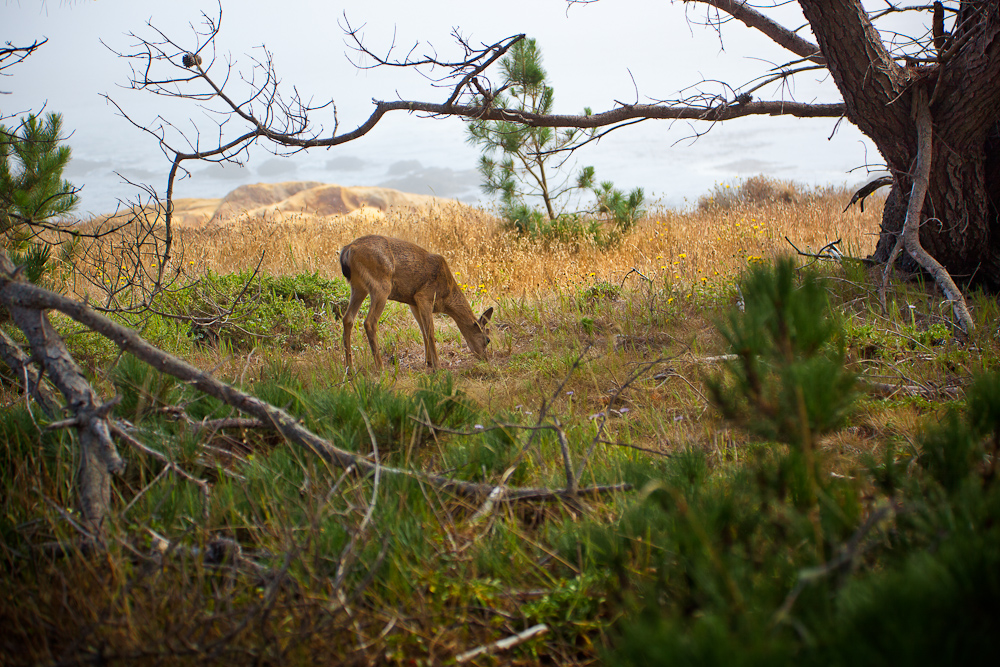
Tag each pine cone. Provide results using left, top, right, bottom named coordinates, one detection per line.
left=182, top=52, right=203, bottom=68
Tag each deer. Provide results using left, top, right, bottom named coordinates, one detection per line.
left=339, top=235, right=494, bottom=370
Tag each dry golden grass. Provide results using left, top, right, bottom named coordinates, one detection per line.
left=55, top=179, right=908, bottom=455
left=168, top=183, right=880, bottom=302
left=58, top=181, right=884, bottom=431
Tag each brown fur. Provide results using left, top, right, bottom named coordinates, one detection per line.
left=339, top=235, right=493, bottom=370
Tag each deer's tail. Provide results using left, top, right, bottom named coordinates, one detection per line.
left=339, top=246, right=351, bottom=281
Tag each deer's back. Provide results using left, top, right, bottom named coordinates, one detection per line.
left=342, top=235, right=457, bottom=306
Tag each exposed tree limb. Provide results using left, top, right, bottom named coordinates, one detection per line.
left=688, top=0, right=826, bottom=65
left=0, top=255, right=124, bottom=536
left=897, top=86, right=975, bottom=333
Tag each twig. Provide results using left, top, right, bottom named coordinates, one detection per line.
left=843, top=175, right=893, bottom=212
left=575, top=357, right=663, bottom=481
left=596, top=438, right=674, bottom=458
left=0, top=328, right=62, bottom=417
left=111, top=421, right=212, bottom=520
left=772, top=504, right=894, bottom=625
left=455, top=624, right=549, bottom=663
left=465, top=345, right=595, bottom=524
left=619, top=267, right=652, bottom=289
left=39, top=492, right=97, bottom=543
left=553, top=419, right=577, bottom=495
left=332, top=410, right=381, bottom=593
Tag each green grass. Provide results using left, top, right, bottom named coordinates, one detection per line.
left=2, top=256, right=999, bottom=665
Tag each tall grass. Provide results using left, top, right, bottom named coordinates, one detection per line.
left=69, top=177, right=880, bottom=305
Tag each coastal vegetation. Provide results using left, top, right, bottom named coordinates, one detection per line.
left=3, top=178, right=998, bottom=664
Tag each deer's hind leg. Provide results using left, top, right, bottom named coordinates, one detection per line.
left=342, top=285, right=370, bottom=370
left=362, top=289, right=390, bottom=370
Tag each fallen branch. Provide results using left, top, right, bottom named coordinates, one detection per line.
left=861, top=380, right=961, bottom=401
left=1, top=254, right=124, bottom=536
left=0, top=328, right=63, bottom=417
left=455, top=624, right=549, bottom=664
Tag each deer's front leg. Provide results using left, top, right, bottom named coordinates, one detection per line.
left=409, top=299, right=438, bottom=369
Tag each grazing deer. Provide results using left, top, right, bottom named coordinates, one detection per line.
left=339, top=235, right=494, bottom=370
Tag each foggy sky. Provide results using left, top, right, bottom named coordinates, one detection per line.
left=3, top=1, right=921, bottom=214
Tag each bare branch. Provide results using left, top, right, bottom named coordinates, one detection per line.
left=0, top=327, right=63, bottom=417
left=456, top=624, right=549, bottom=664
left=0, top=38, right=48, bottom=87
left=895, top=86, right=974, bottom=333
left=687, top=0, right=826, bottom=65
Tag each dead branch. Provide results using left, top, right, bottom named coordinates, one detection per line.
left=331, top=410, right=381, bottom=594
left=575, top=357, right=665, bottom=482
left=620, top=267, right=652, bottom=289
left=111, top=420, right=213, bottom=520
left=146, top=528, right=269, bottom=576
left=0, top=327, right=63, bottom=417
left=0, top=254, right=124, bottom=536
left=844, top=175, right=893, bottom=212
left=861, top=379, right=961, bottom=401
left=893, top=87, right=974, bottom=333
left=772, top=503, right=895, bottom=625
left=455, top=624, right=549, bottom=664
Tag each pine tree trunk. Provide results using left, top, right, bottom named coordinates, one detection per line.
left=873, top=126, right=1000, bottom=287
left=799, top=0, right=1000, bottom=288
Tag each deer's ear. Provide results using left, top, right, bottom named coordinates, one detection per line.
left=479, top=307, right=494, bottom=327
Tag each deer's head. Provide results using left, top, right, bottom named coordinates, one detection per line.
left=467, top=307, right=494, bottom=359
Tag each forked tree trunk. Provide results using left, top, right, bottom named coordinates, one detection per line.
left=799, top=0, right=1000, bottom=289
left=873, top=121, right=1000, bottom=287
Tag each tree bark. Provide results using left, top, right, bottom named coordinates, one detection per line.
left=797, top=0, right=1000, bottom=288
left=0, top=254, right=124, bottom=537
left=0, top=328, right=63, bottom=417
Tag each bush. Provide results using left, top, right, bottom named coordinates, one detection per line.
left=605, top=261, right=1000, bottom=666
left=697, top=175, right=837, bottom=211
left=162, top=270, right=349, bottom=351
